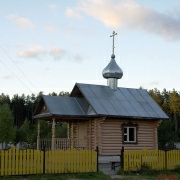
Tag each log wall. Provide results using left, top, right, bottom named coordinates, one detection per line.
left=68, top=118, right=162, bottom=155
left=101, top=119, right=161, bottom=155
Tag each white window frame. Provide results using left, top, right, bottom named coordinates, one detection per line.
left=124, top=126, right=136, bottom=143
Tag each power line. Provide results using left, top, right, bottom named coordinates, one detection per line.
left=0, top=46, right=36, bottom=89
left=0, top=58, right=33, bottom=94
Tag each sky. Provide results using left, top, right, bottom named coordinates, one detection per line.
left=1, top=0, right=180, bottom=97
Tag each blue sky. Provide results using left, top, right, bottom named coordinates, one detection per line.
left=0, top=0, right=180, bottom=97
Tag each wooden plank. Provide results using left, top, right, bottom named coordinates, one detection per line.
left=19, top=150, right=23, bottom=174
left=8, top=148, right=12, bottom=175
left=4, top=150, right=8, bottom=175
left=33, top=150, right=36, bottom=174
left=15, top=149, right=19, bottom=174
left=61, top=149, right=65, bottom=173
left=85, top=150, right=88, bottom=172
left=0, top=150, right=4, bottom=176
left=29, top=149, right=33, bottom=174
left=79, top=149, right=83, bottom=172
left=23, top=150, right=26, bottom=174
left=70, top=147, right=73, bottom=173
left=40, top=151, right=43, bottom=174
left=12, top=147, right=15, bottom=175
left=73, top=148, right=76, bottom=172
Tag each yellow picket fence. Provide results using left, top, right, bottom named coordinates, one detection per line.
left=166, top=150, right=180, bottom=170
left=45, top=147, right=97, bottom=173
left=124, top=148, right=180, bottom=171
left=0, top=147, right=43, bottom=176
left=0, top=146, right=97, bottom=176
left=124, top=147, right=165, bottom=171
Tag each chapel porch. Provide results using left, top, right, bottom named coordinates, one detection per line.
left=36, top=117, right=92, bottom=151
left=39, top=138, right=89, bottom=150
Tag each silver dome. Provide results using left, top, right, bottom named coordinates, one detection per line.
left=102, top=55, right=123, bottom=79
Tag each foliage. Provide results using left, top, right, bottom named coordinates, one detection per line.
left=0, top=93, right=10, bottom=105
left=158, top=120, right=180, bottom=150
left=0, top=104, right=16, bottom=143
left=139, top=163, right=152, bottom=175
left=148, top=88, right=180, bottom=149
left=0, top=172, right=111, bottom=180
left=29, top=120, right=52, bottom=145
left=15, top=119, right=32, bottom=144
left=55, top=122, right=67, bottom=138
left=169, top=89, right=180, bottom=131
left=117, top=167, right=125, bottom=175
left=174, top=165, right=180, bottom=173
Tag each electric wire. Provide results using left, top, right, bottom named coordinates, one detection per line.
left=0, top=58, right=33, bottom=94
left=0, top=46, right=36, bottom=89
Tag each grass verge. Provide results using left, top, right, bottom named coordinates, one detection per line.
left=0, top=172, right=111, bottom=180
left=117, top=165, right=180, bottom=180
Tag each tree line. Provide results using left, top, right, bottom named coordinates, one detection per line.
left=0, top=91, right=69, bottom=146
left=0, top=88, right=180, bottom=149
left=148, top=88, right=180, bottom=150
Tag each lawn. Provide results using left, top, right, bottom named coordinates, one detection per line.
left=0, top=172, right=179, bottom=180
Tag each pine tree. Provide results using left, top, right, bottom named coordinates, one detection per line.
left=0, top=104, right=16, bottom=143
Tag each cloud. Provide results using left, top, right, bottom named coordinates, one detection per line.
left=6, top=14, right=18, bottom=20
left=18, top=45, right=47, bottom=58
left=73, top=54, right=83, bottom=62
left=18, top=45, right=83, bottom=62
left=49, top=4, right=57, bottom=9
left=44, top=23, right=56, bottom=31
left=15, top=17, right=34, bottom=29
left=3, top=75, right=13, bottom=80
left=59, top=23, right=77, bottom=36
left=6, top=14, right=34, bottom=29
left=50, top=48, right=83, bottom=62
left=149, top=81, right=160, bottom=85
left=50, top=47, right=66, bottom=60
left=68, top=0, right=180, bottom=40
left=68, top=23, right=76, bottom=29
left=66, top=7, right=82, bottom=19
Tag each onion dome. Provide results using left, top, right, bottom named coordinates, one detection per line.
left=102, top=54, right=123, bottom=79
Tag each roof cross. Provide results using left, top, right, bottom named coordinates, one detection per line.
left=110, top=31, right=117, bottom=55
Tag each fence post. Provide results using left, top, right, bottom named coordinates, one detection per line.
left=165, top=146, right=167, bottom=169
left=121, top=146, right=124, bottom=169
left=43, top=145, right=46, bottom=174
left=96, top=146, right=99, bottom=172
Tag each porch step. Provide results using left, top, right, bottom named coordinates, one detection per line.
left=99, top=163, right=120, bottom=176
left=98, top=156, right=120, bottom=163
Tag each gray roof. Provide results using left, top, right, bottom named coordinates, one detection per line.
left=71, top=83, right=168, bottom=119
left=43, top=96, right=86, bottom=116
left=33, top=83, right=168, bottom=119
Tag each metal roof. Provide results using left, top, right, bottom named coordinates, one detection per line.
left=43, top=96, right=87, bottom=116
left=33, top=83, right=168, bottom=120
left=72, top=83, right=168, bottom=119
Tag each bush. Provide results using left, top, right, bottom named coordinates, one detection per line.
left=174, top=165, right=180, bottom=173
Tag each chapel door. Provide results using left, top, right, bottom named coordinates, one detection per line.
left=78, top=122, right=88, bottom=149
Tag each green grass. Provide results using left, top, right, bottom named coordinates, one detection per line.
left=117, top=166, right=180, bottom=180
left=0, top=172, right=111, bottom=180
left=1, top=168, right=180, bottom=180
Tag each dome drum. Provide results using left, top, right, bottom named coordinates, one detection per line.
left=107, top=78, right=118, bottom=90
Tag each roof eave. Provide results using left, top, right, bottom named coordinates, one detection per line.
left=33, top=112, right=169, bottom=120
